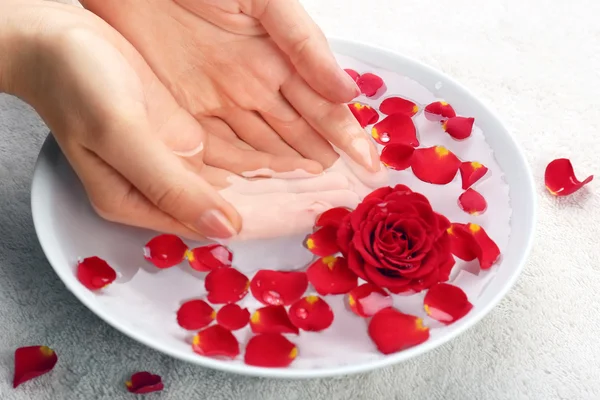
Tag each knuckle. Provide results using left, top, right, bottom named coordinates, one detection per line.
left=89, top=193, right=124, bottom=223
left=148, top=182, right=190, bottom=214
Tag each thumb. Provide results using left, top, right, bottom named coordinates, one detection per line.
left=94, top=110, right=241, bottom=239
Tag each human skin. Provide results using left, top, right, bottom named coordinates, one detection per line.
left=80, top=0, right=381, bottom=172
left=0, top=0, right=326, bottom=240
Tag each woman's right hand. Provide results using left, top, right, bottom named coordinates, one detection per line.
left=0, top=0, right=322, bottom=240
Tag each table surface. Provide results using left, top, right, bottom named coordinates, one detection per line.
left=1, top=0, right=600, bottom=399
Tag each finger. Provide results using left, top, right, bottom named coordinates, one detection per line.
left=257, top=93, right=339, bottom=168
left=203, top=133, right=323, bottom=176
left=65, top=144, right=206, bottom=241
left=198, top=116, right=255, bottom=151
left=249, top=0, right=359, bottom=102
left=281, top=73, right=381, bottom=172
left=224, top=189, right=361, bottom=240
left=220, top=171, right=351, bottom=195
left=221, top=109, right=301, bottom=157
left=91, top=112, right=241, bottom=239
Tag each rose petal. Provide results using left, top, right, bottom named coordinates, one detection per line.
left=205, top=268, right=249, bottom=304
left=346, top=245, right=368, bottom=280
left=344, top=69, right=360, bottom=82
left=363, top=186, right=398, bottom=203
left=186, top=244, right=232, bottom=272
left=305, top=226, right=340, bottom=257
left=447, top=223, right=478, bottom=261
left=143, top=234, right=188, bottom=269
left=357, top=73, right=385, bottom=97
left=76, top=256, right=116, bottom=290
left=306, top=256, right=358, bottom=295
left=411, top=146, right=461, bottom=184
left=315, top=207, right=352, bottom=229
left=13, top=346, right=58, bottom=388
left=458, top=188, right=488, bottom=215
left=347, top=283, right=393, bottom=317
left=468, top=223, right=501, bottom=270
left=176, top=299, right=215, bottom=330
left=125, top=372, right=164, bottom=394
left=288, top=296, right=334, bottom=332
left=371, top=114, right=418, bottom=146
left=192, top=325, right=239, bottom=359
left=368, top=308, right=430, bottom=354
left=216, top=304, right=250, bottom=330
left=348, top=103, right=380, bottom=127
left=459, top=161, right=489, bottom=189
left=381, top=144, right=415, bottom=170
left=250, top=305, right=299, bottom=334
left=441, top=117, right=474, bottom=140
left=424, top=101, right=456, bottom=121
left=244, top=334, right=297, bottom=368
left=250, top=270, right=308, bottom=306
left=424, top=283, right=473, bottom=324
left=545, top=158, right=594, bottom=196
left=379, top=97, right=419, bottom=116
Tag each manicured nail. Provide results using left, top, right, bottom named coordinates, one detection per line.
left=197, top=210, right=238, bottom=239
left=340, top=70, right=361, bottom=97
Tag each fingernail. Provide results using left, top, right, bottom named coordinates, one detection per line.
left=340, top=70, right=361, bottom=97
left=197, top=209, right=238, bottom=239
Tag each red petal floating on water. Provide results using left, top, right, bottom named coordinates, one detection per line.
left=371, top=114, right=418, bottom=146
left=250, top=305, right=299, bottom=335
left=442, top=117, right=474, bottom=140
left=13, top=346, right=58, bottom=388
left=424, top=283, right=473, bottom=324
left=305, top=226, right=340, bottom=257
left=244, top=334, right=297, bottom=368
left=125, top=372, right=164, bottom=394
left=176, top=299, right=215, bottom=330
left=458, top=188, right=488, bottom=215
left=357, top=73, right=385, bottom=97
left=143, top=234, right=188, bottom=269
left=379, top=97, right=419, bottom=116
left=381, top=143, right=415, bottom=170
left=216, top=304, right=250, bottom=330
left=545, top=158, right=593, bottom=196
left=76, top=256, right=116, bottom=290
left=424, top=101, right=456, bottom=121
left=315, top=207, right=351, bottom=229
left=348, top=283, right=393, bottom=317
left=411, top=146, right=461, bottom=184
left=447, top=223, right=478, bottom=261
left=288, top=296, right=334, bottom=332
left=306, top=256, right=358, bottom=295
left=348, top=103, right=380, bottom=127
left=467, top=223, right=501, bottom=270
left=250, top=270, right=308, bottom=306
left=459, top=161, right=489, bottom=190
left=205, top=268, right=249, bottom=304
left=192, top=325, right=239, bottom=359
left=344, top=69, right=360, bottom=82
left=368, top=308, right=430, bottom=354
left=186, top=244, right=232, bottom=272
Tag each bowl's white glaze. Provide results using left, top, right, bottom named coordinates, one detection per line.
left=31, top=38, right=536, bottom=378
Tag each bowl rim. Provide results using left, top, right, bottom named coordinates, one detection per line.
left=30, top=37, right=537, bottom=379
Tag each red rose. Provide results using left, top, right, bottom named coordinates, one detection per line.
left=337, top=185, right=455, bottom=293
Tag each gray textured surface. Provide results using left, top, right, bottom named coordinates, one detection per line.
left=2, top=0, right=600, bottom=398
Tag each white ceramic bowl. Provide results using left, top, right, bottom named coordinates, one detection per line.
left=31, top=38, right=536, bottom=378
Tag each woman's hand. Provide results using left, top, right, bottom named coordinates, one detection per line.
left=80, top=0, right=381, bottom=171
left=0, top=0, right=322, bottom=240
